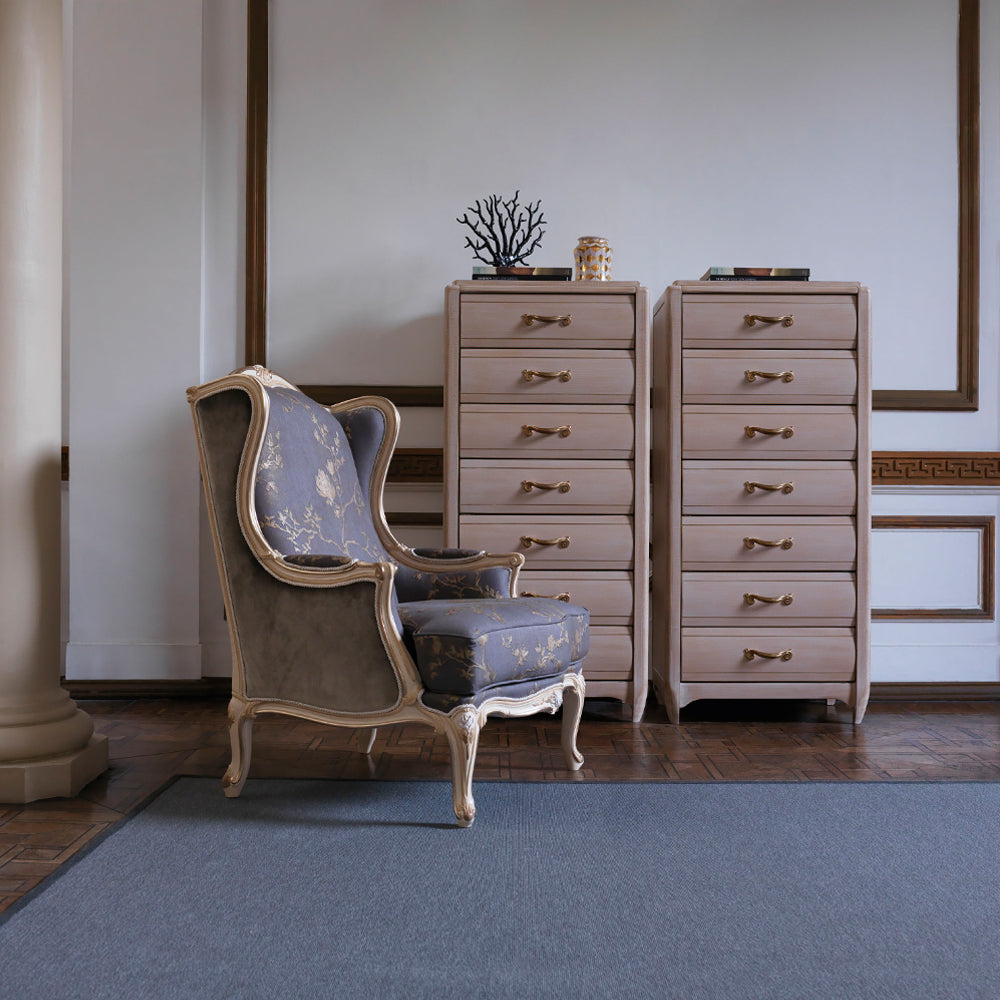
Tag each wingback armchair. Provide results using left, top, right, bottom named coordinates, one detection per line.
left=187, top=366, right=588, bottom=826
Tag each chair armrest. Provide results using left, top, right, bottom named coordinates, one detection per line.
left=410, top=547, right=487, bottom=562
left=394, top=549, right=523, bottom=602
left=282, top=553, right=356, bottom=569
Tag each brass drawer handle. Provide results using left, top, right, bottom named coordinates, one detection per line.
left=522, top=479, right=571, bottom=493
left=743, top=536, right=794, bottom=550
left=744, top=313, right=794, bottom=328
left=744, top=648, right=793, bottom=661
left=521, top=591, right=571, bottom=601
left=744, top=593, right=794, bottom=606
left=522, top=369, right=572, bottom=382
left=522, top=313, right=572, bottom=327
left=520, top=535, right=571, bottom=549
left=522, top=424, right=572, bottom=437
left=744, top=481, right=794, bottom=495
left=745, top=425, right=794, bottom=439
left=745, top=369, right=794, bottom=383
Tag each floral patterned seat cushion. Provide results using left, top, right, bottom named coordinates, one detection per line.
left=398, top=598, right=589, bottom=705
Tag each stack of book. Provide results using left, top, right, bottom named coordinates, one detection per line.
left=472, top=266, right=572, bottom=281
left=701, top=267, right=810, bottom=282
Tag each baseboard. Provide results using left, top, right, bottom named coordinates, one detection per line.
left=871, top=682, right=1000, bottom=701
left=62, top=678, right=231, bottom=700
left=61, top=679, right=1000, bottom=703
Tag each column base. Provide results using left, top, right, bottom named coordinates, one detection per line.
left=0, top=734, right=109, bottom=803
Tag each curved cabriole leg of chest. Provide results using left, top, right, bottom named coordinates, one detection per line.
left=852, top=685, right=870, bottom=724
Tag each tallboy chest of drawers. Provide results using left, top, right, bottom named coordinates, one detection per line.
left=444, top=280, right=650, bottom=719
left=651, top=281, right=871, bottom=724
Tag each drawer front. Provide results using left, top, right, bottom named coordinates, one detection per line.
left=683, top=350, right=857, bottom=404
left=682, top=572, right=856, bottom=626
left=460, top=349, right=635, bottom=402
left=682, top=405, right=856, bottom=460
left=518, top=570, right=633, bottom=625
left=583, top=626, right=634, bottom=681
left=458, top=515, right=633, bottom=569
left=461, top=294, right=634, bottom=347
left=683, top=295, right=857, bottom=349
left=683, top=461, right=856, bottom=515
left=682, top=516, right=857, bottom=571
left=460, top=459, right=633, bottom=513
left=682, top=628, right=856, bottom=681
left=460, top=404, right=634, bottom=459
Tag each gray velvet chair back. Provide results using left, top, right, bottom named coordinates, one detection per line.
left=192, top=384, right=402, bottom=714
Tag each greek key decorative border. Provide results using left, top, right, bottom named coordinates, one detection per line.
left=871, top=515, right=995, bottom=620
left=871, top=452, right=1000, bottom=485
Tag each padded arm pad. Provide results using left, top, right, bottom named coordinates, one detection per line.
left=411, top=547, right=486, bottom=561
left=394, top=563, right=514, bottom=603
left=282, top=553, right=356, bottom=569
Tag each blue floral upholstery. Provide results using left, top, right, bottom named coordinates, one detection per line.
left=252, top=382, right=588, bottom=711
left=398, top=598, right=589, bottom=710
left=255, top=387, right=390, bottom=563
left=394, top=563, right=511, bottom=603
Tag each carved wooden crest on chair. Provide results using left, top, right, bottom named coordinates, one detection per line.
left=187, top=366, right=587, bottom=826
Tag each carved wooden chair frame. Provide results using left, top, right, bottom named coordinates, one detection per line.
left=188, top=366, right=585, bottom=826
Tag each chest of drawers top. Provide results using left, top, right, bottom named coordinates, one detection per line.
left=451, top=279, right=642, bottom=348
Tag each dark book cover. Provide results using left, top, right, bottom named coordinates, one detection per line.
left=701, top=267, right=810, bottom=281
left=472, top=266, right=572, bottom=281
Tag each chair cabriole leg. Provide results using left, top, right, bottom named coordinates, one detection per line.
left=443, top=706, right=483, bottom=828
left=357, top=727, right=377, bottom=753
left=561, top=674, right=585, bottom=771
left=222, top=696, right=253, bottom=798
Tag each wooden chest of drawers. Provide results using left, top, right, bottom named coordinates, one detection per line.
left=445, top=281, right=650, bottom=718
left=651, top=281, right=871, bottom=723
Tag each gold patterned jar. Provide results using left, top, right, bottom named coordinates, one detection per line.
left=573, top=236, right=612, bottom=281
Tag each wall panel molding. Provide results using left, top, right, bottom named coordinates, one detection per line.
left=872, top=514, right=995, bottom=620
left=873, top=0, right=979, bottom=411
left=246, top=1, right=981, bottom=413
left=244, top=0, right=268, bottom=367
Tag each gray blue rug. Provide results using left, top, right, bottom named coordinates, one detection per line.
left=1, top=778, right=999, bottom=999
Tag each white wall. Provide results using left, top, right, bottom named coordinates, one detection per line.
left=66, top=0, right=205, bottom=680
left=63, top=0, right=1000, bottom=684
left=266, top=0, right=969, bottom=418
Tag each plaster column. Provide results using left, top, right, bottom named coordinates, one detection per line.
left=0, top=0, right=107, bottom=801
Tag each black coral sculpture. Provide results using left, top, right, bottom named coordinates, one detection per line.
left=456, top=190, right=545, bottom=267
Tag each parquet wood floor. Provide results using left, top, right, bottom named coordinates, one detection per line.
left=2, top=695, right=999, bottom=914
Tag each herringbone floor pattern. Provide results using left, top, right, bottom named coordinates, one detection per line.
left=2, top=696, right=999, bottom=914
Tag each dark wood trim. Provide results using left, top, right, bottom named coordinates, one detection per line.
left=61, top=677, right=1000, bottom=702
left=871, top=681, right=1000, bottom=701
left=387, top=448, right=444, bottom=483
left=872, top=452, right=1000, bottom=484
left=872, top=0, right=979, bottom=412
left=386, top=511, right=444, bottom=527
left=244, top=0, right=268, bottom=367
left=300, top=384, right=444, bottom=407
left=872, top=515, right=994, bottom=620
left=62, top=678, right=232, bottom=700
